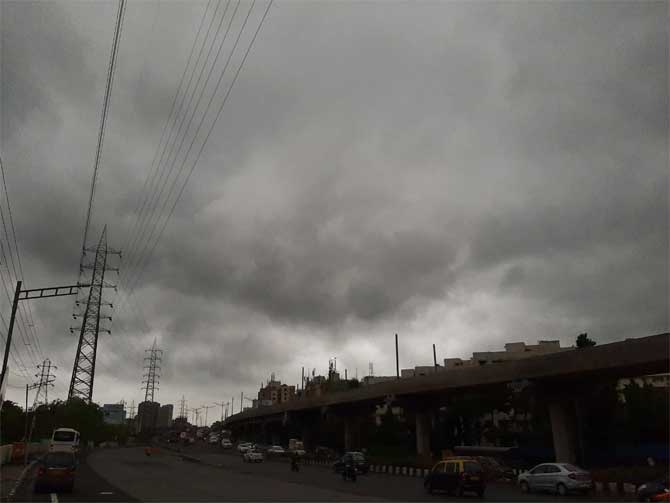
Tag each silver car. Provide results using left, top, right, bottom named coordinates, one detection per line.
left=518, top=463, right=592, bottom=496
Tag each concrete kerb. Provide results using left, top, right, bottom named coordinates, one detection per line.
left=7, top=460, right=37, bottom=501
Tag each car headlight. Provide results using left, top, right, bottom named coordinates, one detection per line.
left=638, top=484, right=647, bottom=491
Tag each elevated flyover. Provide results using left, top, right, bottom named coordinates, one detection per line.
left=224, top=332, right=669, bottom=463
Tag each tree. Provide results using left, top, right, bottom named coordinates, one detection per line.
left=0, top=401, right=26, bottom=443
left=576, top=333, right=596, bottom=348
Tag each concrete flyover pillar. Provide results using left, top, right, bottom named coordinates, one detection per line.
left=343, top=415, right=362, bottom=451
left=548, top=397, right=577, bottom=464
left=415, top=410, right=431, bottom=459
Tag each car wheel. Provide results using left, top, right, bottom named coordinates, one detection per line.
left=557, top=483, right=568, bottom=496
left=520, top=481, right=530, bottom=493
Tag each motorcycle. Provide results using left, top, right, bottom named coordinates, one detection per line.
left=342, top=464, right=357, bottom=482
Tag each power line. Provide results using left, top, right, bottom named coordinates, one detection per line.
left=123, top=0, right=238, bottom=289
left=122, top=0, right=273, bottom=297
left=79, top=0, right=127, bottom=256
left=0, top=153, right=44, bottom=359
left=121, top=0, right=216, bottom=262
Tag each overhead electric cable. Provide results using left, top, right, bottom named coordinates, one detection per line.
left=123, top=0, right=273, bottom=296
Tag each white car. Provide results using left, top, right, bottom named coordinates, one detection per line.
left=208, top=435, right=220, bottom=444
left=243, top=450, right=264, bottom=463
left=518, top=463, right=592, bottom=496
left=267, top=445, right=285, bottom=455
left=221, top=439, right=233, bottom=449
left=237, top=442, right=254, bottom=453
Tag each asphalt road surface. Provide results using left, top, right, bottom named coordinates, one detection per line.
left=10, top=446, right=634, bottom=502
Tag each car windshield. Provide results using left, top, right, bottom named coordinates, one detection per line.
left=52, top=431, right=76, bottom=442
left=464, top=462, right=482, bottom=473
left=46, top=452, right=75, bottom=466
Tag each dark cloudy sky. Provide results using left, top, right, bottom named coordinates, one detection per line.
left=0, top=0, right=667, bottom=418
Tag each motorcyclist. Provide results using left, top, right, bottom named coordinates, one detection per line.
left=290, top=452, right=300, bottom=472
left=342, top=454, right=357, bottom=482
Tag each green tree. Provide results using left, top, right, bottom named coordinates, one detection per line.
left=576, top=333, right=596, bottom=348
left=0, top=401, right=26, bottom=443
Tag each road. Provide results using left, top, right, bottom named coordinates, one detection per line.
left=10, top=446, right=634, bottom=502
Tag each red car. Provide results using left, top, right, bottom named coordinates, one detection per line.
left=34, top=451, right=77, bottom=493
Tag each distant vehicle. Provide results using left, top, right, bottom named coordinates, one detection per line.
left=288, top=438, right=304, bottom=451
left=243, top=450, right=264, bottom=463
left=34, top=451, right=77, bottom=493
left=267, top=445, right=285, bottom=456
left=651, top=491, right=670, bottom=502
left=208, top=434, right=220, bottom=444
left=638, top=477, right=669, bottom=502
left=518, top=463, right=592, bottom=496
left=221, top=439, right=233, bottom=449
left=424, top=458, right=485, bottom=497
left=237, top=442, right=254, bottom=453
left=332, top=452, right=369, bottom=474
left=49, top=428, right=80, bottom=453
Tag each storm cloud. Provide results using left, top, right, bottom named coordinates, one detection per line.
left=0, top=0, right=666, bottom=410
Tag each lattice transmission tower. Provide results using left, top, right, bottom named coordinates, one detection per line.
left=68, top=226, right=120, bottom=402
left=142, top=339, right=162, bottom=402
left=33, top=359, right=56, bottom=407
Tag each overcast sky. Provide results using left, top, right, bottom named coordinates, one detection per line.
left=0, top=0, right=667, bottom=419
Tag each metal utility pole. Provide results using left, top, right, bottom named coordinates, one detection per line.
left=201, top=404, right=215, bottom=426
left=1, top=281, right=89, bottom=389
left=301, top=367, right=304, bottom=391
left=33, top=359, right=56, bottom=407
left=178, top=395, right=187, bottom=420
left=141, top=339, right=162, bottom=403
left=395, top=333, right=400, bottom=379
left=69, top=227, right=120, bottom=402
left=129, top=400, right=136, bottom=419
left=433, top=344, right=437, bottom=368
left=240, top=392, right=243, bottom=413
left=214, top=401, right=224, bottom=422
left=231, top=396, right=234, bottom=416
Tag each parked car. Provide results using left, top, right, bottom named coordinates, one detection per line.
left=638, top=478, right=669, bottom=502
left=221, top=439, right=233, bottom=449
left=208, top=434, right=220, bottom=444
left=267, top=445, right=286, bottom=456
left=518, top=463, right=592, bottom=496
left=237, top=442, right=254, bottom=453
left=332, top=452, right=369, bottom=474
left=34, top=452, right=77, bottom=493
left=424, top=457, right=485, bottom=497
left=243, top=450, right=264, bottom=463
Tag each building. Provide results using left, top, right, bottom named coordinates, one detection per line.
left=102, top=403, right=126, bottom=425
left=258, top=378, right=296, bottom=405
left=401, top=366, right=440, bottom=378
left=443, top=340, right=572, bottom=369
left=157, top=404, right=174, bottom=428
left=137, top=401, right=160, bottom=432
left=303, top=375, right=327, bottom=398
left=361, top=375, right=396, bottom=386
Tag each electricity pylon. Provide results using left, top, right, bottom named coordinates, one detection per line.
left=68, top=226, right=120, bottom=402
left=141, top=339, right=162, bottom=402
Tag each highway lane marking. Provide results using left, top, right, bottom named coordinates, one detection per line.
left=50, top=493, right=58, bottom=503
left=99, top=491, right=114, bottom=495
